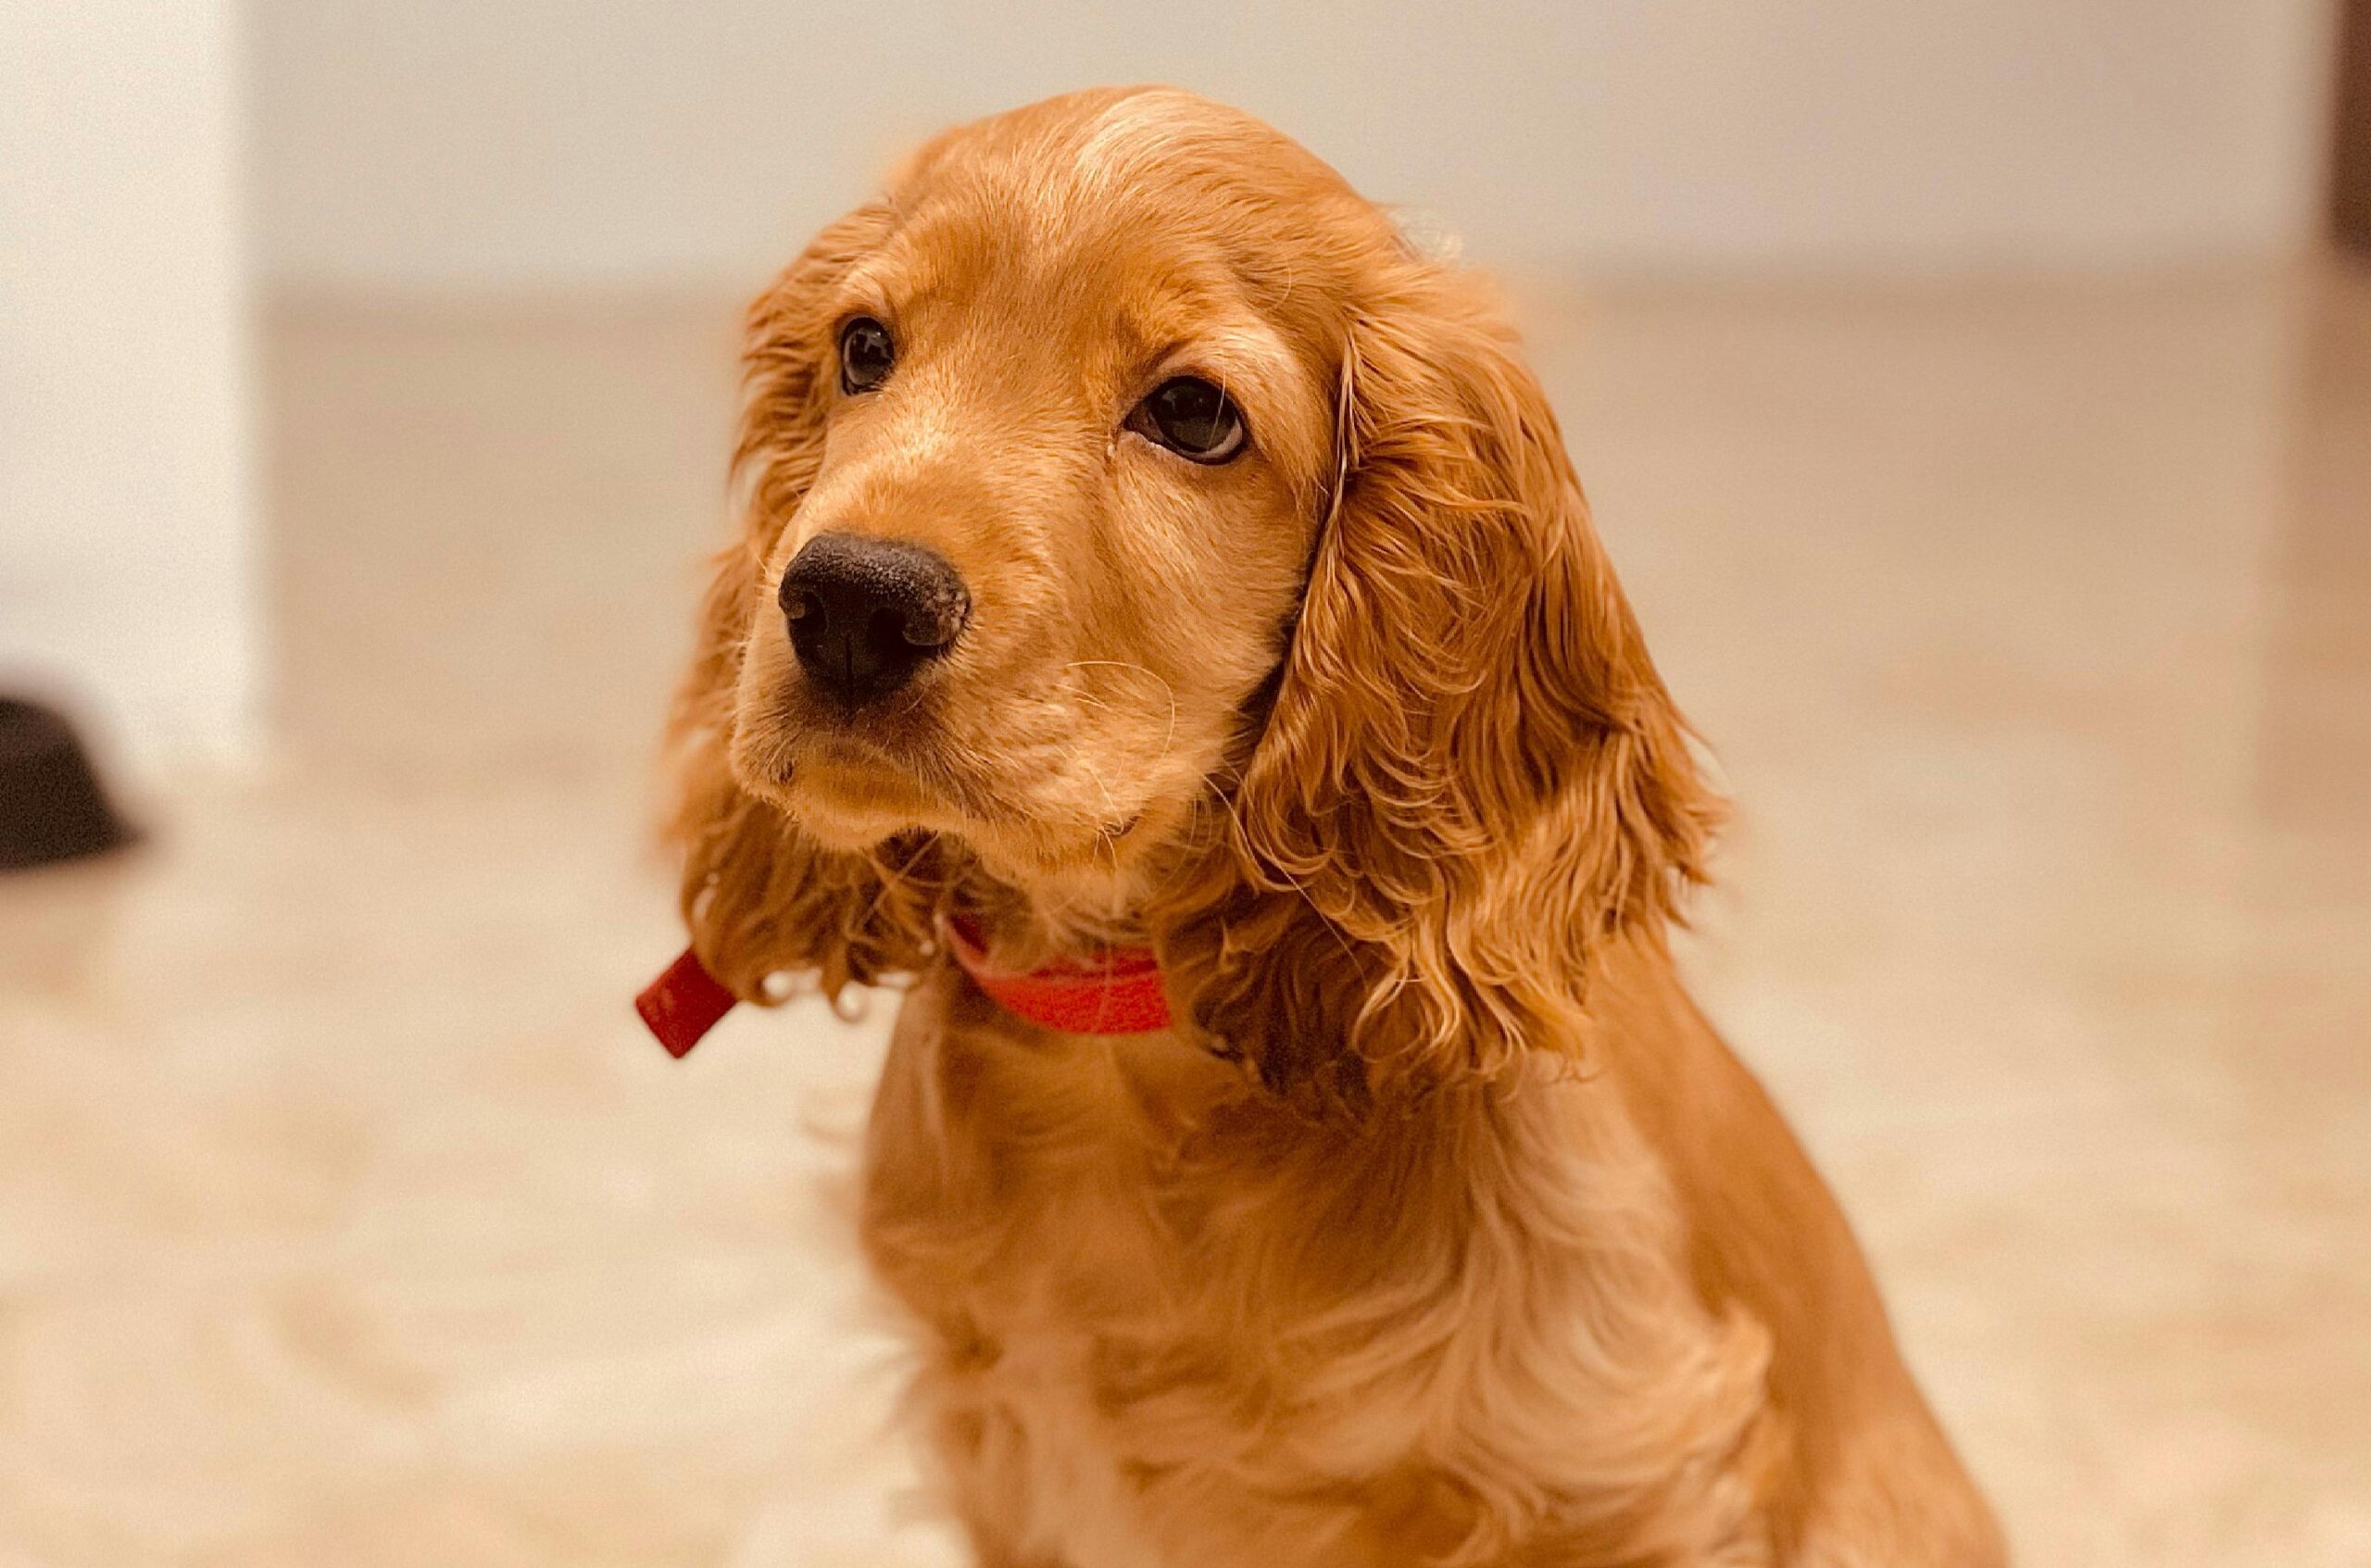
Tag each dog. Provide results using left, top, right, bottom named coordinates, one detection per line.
left=656, top=86, right=2003, bottom=1568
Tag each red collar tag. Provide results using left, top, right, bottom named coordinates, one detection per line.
left=635, top=947, right=737, bottom=1059
left=940, top=913, right=1173, bottom=1035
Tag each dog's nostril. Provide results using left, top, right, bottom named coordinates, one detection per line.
left=897, top=599, right=961, bottom=650
left=866, top=606, right=914, bottom=661
left=777, top=533, right=970, bottom=708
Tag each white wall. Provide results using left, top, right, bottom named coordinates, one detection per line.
left=253, top=0, right=2337, bottom=293
left=2, top=0, right=259, bottom=768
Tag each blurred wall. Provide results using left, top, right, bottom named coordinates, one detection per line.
left=254, top=0, right=2337, bottom=293
left=2, top=0, right=257, bottom=766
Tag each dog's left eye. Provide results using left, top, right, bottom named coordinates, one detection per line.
left=1127, top=376, right=1247, bottom=463
left=838, top=317, right=895, bottom=395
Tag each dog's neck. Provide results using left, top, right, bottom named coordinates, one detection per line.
left=935, top=829, right=1192, bottom=969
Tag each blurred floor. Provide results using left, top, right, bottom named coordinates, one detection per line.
left=2, top=262, right=2367, bottom=1566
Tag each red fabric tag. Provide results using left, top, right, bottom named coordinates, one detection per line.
left=941, top=913, right=1173, bottom=1035
left=636, top=947, right=737, bottom=1058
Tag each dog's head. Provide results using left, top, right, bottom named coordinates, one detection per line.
left=670, top=87, right=1718, bottom=1110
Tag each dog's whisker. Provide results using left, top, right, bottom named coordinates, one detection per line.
left=1060, top=659, right=1181, bottom=765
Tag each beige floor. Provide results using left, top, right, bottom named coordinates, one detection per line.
left=3, top=262, right=2366, bottom=1566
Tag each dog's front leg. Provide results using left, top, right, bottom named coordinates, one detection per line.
left=911, top=1389, right=1074, bottom=1568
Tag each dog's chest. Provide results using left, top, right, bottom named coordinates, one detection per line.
left=859, top=1006, right=1412, bottom=1564
left=921, top=1189, right=1211, bottom=1568
left=857, top=989, right=1776, bottom=1567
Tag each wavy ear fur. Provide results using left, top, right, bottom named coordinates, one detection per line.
left=1166, top=266, right=1722, bottom=1113
left=664, top=207, right=946, bottom=1003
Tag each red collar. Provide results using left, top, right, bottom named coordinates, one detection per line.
left=939, top=913, right=1172, bottom=1035
left=635, top=919, right=1171, bottom=1059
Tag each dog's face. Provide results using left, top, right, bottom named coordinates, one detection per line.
left=675, top=89, right=1718, bottom=1108
left=725, top=94, right=1348, bottom=903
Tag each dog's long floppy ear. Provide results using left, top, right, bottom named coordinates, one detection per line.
left=662, top=206, right=944, bottom=1005
left=1171, top=268, right=1722, bottom=1112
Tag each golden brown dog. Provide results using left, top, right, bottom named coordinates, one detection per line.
left=662, top=86, right=2003, bottom=1567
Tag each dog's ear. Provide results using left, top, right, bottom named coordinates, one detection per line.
left=663, top=206, right=944, bottom=1004
left=1167, top=268, right=1721, bottom=1112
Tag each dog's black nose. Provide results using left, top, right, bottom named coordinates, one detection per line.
left=778, top=533, right=969, bottom=707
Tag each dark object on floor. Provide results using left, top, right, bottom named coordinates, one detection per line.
left=2340, top=0, right=2371, bottom=254
left=0, top=695, right=136, bottom=871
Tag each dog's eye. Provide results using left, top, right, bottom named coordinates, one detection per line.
left=1127, top=376, right=1247, bottom=463
left=838, top=317, right=895, bottom=395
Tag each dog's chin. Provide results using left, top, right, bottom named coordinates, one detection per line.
left=731, top=720, right=1178, bottom=905
left=731, top=737, right=936, bottom=852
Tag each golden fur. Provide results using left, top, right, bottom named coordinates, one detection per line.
left=663, top=87, right=2004, bottom=1566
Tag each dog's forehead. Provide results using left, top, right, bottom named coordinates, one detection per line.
left=1059, top=89, right=1283, bottom=192
left=889, top=90, right=1354, bottom=281
left=860, top=189, right=1256, bottom=350
left=942, top=87, right=1328, bottom=194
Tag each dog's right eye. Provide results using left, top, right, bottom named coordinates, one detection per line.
left=1127, top=376, right=1247, bottom=463
left=838, top=317, right=895, bottom=395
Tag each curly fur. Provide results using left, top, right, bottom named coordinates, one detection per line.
left=659, top=86, right=2002, bottom=1568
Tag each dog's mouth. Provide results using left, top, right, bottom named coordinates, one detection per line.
left=731, top=719, right=945, bottom=844
left=734, top=708, right=1165, bottom=897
